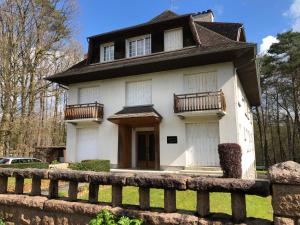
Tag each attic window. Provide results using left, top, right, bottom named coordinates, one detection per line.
left=100, top=42, right=114, bottom=63
left=126, top=35, right=151, bottom=58
left=164, top=28, right=183, bottom=51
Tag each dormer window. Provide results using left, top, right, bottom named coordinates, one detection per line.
left=164, top=28, right=183, bottom=51
left=100, top=42, right=114, bottom=63
left=126, top=35, right=151, bottom=58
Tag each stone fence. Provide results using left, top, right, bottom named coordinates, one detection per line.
left=0, top=161, right=298, bottom=225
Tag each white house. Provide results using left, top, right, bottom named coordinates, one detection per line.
left=47, top=10, right=260, bottom=179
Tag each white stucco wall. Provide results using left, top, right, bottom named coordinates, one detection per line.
left=65, top=62, right=256, bottom=178
left=235, top=75, right=256, bottom=179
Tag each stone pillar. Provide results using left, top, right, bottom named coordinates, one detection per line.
left=49, top=180, right=59, bottom=199
left=0, top=176, right=8, bottom=194
left=139, top=187, right=150, bottom=210
left=112, top=185, right=122, bottom=207
left=164, top=189, right=176, bottom=213
left=15, top=175, right=25, bottom=194
left=68, top=181, right=78, bottom=201
left=31, top=176, right=42, bottom=196
left=197, top=191, right=210, bottom=217
left=89, top=182, right=99, bottom=203
left=269, top=161, right=300, bottom=225
left=231, top=193, right=246, bottom=223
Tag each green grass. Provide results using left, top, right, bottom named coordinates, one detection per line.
left=77, top=186, right=272, bottom=221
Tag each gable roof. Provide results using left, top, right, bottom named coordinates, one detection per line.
left=46, top=11, right=260, bottom=106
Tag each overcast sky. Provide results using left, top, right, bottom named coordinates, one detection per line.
left=75, top=0, right=300, bottom=54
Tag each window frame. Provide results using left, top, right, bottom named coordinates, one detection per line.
left=126, top=34, right=151, bottom=58
left=100, top=42, right=115, bottom=63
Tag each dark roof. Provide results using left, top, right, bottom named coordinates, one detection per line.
left=114, top=105, right=162, bottom=117
left=46, top=11, right=260, bottom=106
left=196, top=21, right=243, bottom=41
left=150, top=10, right=179, bottom=22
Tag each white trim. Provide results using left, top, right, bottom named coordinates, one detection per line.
left=100, top=42, right=114, bottom=63
left=126, top=34, right=151, bottom=58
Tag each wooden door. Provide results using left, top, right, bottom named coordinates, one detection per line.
left=136, top=131, right=155, bottom=169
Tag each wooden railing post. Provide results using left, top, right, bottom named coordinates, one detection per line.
left=197, top=191, right=210, bottom=217
left=139, top=187, right=150, bottom=210
left=49, top=180, right=59, bottom=199
left=68, top=181, right=78, bottom=201
left=112, top=185, right=122, bottom=207
left=164, top=189, right=176, bottom=213
left=15, top=175, right=24, bottom=194
left=231, top=193, right=246, bottom=223
left=88, top=182, right=99, bottom=203
left=31, top=176, right=41, bottom=196
left=0, top=176, right=8, bottom=194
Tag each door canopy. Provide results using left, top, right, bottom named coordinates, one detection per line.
left=108, top=105, right=162, bottom=127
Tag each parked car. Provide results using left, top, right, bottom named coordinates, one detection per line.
left=0, top=157, right=42, bottom=165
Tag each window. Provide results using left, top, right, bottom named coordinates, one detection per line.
left=127, top=35, right=151, bottom=58
left=78, top=86, right=101, bottom=104
left=100, top=42, right=114, bottom=62
left=126, top=80, right=152, bottom=106
left=164, top=28, right=183, bottom=51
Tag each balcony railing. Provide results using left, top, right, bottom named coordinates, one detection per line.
left=65, top=102, right=104, bottom=121
left=174, top=90, right=226, bottom=113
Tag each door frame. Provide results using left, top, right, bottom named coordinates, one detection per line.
left=118, top=124, right=160, bottom=170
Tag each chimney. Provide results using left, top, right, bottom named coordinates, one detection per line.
left=192, top=10, right=214, bottom=22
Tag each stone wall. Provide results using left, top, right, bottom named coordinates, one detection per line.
left=269, top=161, right=300, bottom=225
left=0, top=195, right=271, bottom=225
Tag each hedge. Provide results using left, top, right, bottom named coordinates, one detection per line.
left=0, top=162, right=49, bottom=169
left=218, top=143, right=242, bottom=178
left=69, top=160, right=110, bottom=172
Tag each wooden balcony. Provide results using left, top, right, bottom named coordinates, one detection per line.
left=174, top=90, right=226, bottom=116
left=65, top=102, right=104, bottom=123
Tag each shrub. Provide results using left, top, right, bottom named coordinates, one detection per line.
left=218, top=143, right=242, bottom=178
left=0, top=218, right=4, bottom=225
left=51, top=160, right=60, bottom=164
left=89, top=210, right=143, bottom=225
left=0, top=162, right=49, bottom=169
left=69, top=160, right=110, bottom=172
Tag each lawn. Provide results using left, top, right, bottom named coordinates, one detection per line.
left=75, top=185, right=273, bottom=220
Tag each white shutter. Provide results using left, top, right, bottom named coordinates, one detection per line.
left=186, top=122, right=220, bottom=167
left=184, top=72, right=217, bottom=93
left=78, top=87, right=101, bottom=104
left=126, top=80, right=152, bottom=106
left=164, top=28, right=183, bottom=51
left=76, top=127, right=99, bottom=162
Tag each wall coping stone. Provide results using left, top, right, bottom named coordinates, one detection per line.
left=126, top=174, right=190, bottom=190
left=268, top=161, right=300, bottom=185
left=0, top=194, right=47, bottom=209
left=187, top=177, right=271, bottom=197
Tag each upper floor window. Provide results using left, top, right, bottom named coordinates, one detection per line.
left=126, top=80, right=152, bottom=106
left=164, top=28, right=183, bottom=51
left=126, top=35, right=151, bottom=58
left=100, top=42, right=114, bottom=63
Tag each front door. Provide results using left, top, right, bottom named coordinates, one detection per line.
left=136, top=131, right=155, bottom=169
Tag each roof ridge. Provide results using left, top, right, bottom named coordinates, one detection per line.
left=149, top=10, right=179, bottom=22
left=196, top=21, right=243, bottom=26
